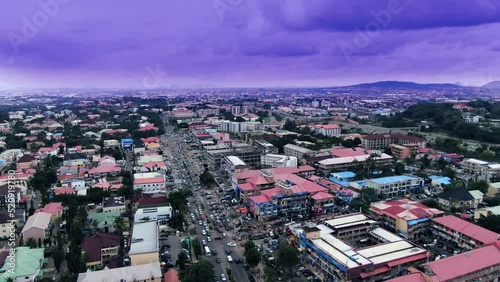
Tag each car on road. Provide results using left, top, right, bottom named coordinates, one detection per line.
left=216, top=257, right=221, bottom=263
left=214, top=236, right=222, bottom=240
left=222, top=233, right=227, bottom=238
left=202, top=230, right=207, bottom=236
left=220, top=274, right=227, bottom=281
left=227, top=255, right=233, bottom=263
left=202, top=240, right=207, bottom=245
left=227, top=242, right=236, bottom=247
left=207, top=236, right=212, bottom=242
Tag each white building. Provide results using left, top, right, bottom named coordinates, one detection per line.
left=134, top=206, right=172, bottom=222
left=365, top=175, right=423, bottom=198
left=221, top=156, right=248, bottom=175
left=128, top=222, right=159, bottom=265
left=283, top=144, right=314, bottom=159
left=133, top=172, right=166, bottom=194
left=77, top=262, right=162, bottom=282
left=314, top=124, right=341, bottom=137
left=261, top=154, right=298, bottom=168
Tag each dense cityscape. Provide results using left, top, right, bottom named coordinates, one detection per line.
left=2, top=1, right=500, bottom=282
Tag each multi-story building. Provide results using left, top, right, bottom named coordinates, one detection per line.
left=361, top=133, right=425, bottom=150
left=248, top=178, right=329, bottom=221
left=221, top=156, right=249, bottom=175
left=128, top=222, right=159, bottom=265
left=389, top=143, right=421, bottom=159
left=21, top=212, right=52, bottom=244
left=80, top=233, right=121, bottom=270
left=134, top=206, right=172, bottom=222
left=284, top=144, right=314, bottom=159
left=418, top=241, right=500, bottom=282
left=101, top=196, right=126, bottom=213
left=77, top=262, right=163, bottom=282
left=317, top=153, right=393, bottom=172
left=365, top=175, right=423, bottom=198
left=233, top=166, right=315, bottom=200
left=204, top=143, right=260, bottom=169
left=370, top=199, right=444, bottom=240
left=314, top=124, right=341, bottom=137
left=430, top=215, right=500, bottom=250
left=133, top=172, right=166, bottom=194
left=261, top=154, right=298, bottom=168
left=253, top=139, right=279, bottom=155
left=292, top=214, right=430, bottom=282
left=231, top=105, right=241, bottom=115
left=487, top=181, right=500, bottom=197
left=0, top=247, right=45, bottom=282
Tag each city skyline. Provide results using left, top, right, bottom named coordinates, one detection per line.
left=1, top=0, right=500, bottom=88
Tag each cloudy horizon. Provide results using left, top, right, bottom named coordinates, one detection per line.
left=1, top=0, right=500, bottom=89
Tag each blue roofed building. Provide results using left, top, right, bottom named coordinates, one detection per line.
left=428, top=175, right=452, bottom=188
left=121, top=138, right=134, bottom=151
left=329, top=171, right=356, bottom=187
left=366, top=175, right=423, bottom=198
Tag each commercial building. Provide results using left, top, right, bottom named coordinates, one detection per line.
left=220, top=120, right=261, bottom=133
left=221, top=156, right=249, bottom=175
left=134, top=206, right=172, bottom=223
left=389, top=143, right=421, bottom=159
left=370, top=199, right=444, bottom=240
left=260, top=154, right=298, bottom=168
left=248, top=176, right=329, bottom=221
left=318, top=153, right=393, bottom=173
left=284, top=144, right=314, bottom=159
left=293, top=214, right=430, bottom=282
left=253, top=139, right=279, bottom=154
left=461, top=158, right=500, bottom=180
left=314, top=124, right=341, bottom=137
left=430, top=215, right=500, bottom=250
left=133, top=172, right=166, bottom=194
left=121, top=138, right=134, bottom=151
left=129, top=221, right=159, bottom=265
left=102, top=196, right=126, bottom=213
left=77, top=262, right=162, bottom=282
left=361, top=134, right=425, bottom=150
left=204, top=143, right=260, bottom=169
left=365, top=175, right=423, bottom=199
left=233, top=166, right=315, bottom=202
left=420, top=241, right=500, bottom=282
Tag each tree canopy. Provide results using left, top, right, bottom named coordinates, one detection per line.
left=179, top=259, right=215, bottom=282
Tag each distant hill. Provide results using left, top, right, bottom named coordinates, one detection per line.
left=344, top=81, right=464, bottom=90
left=482, top=81, right=500, bottom=89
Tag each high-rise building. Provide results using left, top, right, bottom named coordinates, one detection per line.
left=231, top=106, right=240, bottom=115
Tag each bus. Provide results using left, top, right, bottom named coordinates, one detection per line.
left=204, top=246, right=211, bottom=256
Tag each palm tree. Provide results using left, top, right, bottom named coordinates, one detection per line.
left=114, top=217, right=125, bottom=234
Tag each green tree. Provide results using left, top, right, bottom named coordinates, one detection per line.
left=179, top=259, right=215, bottom=282
left=468, top=180, right=489, bottom=194
left=114, top=217, right=125, bottom=234
left=283, top=119, right=297, bottom=132
left=275, top=244, right=300, bottom=282
left=477, top=215, right=500, bottom=233
left=421, top=199, right=439, bottom=209
left=200, top=170, right=215, bottom=187
left=25, top=238, right=37, bottom=248
left=395, top=162, right=405, bottom=175
left=192, top=238, right=202, bottom=259
left=264, top=265, right=278, bottom=282
left=53, top=247, right=65, bottom=271
left=244, top=241, right=261, bottom=268
left=176, top=251, right=188, bottom=270
left=168, top=189, right=193, bottom=212
left=169, top=213, right=186, bottom=231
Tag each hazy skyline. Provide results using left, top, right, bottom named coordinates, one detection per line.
left=1, top=0, right=500, bottom=89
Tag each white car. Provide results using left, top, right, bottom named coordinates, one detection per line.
left=227, top=255, right=233, bottom=263
left=227, top=242, right=236, bottom=247
left=221, top=274, right=227, bottom=281
left=202, top=240, right=206, bottom=245
left=222, top=233, right=227, bottom=238
left=207, top=237, right=212, bottom=242
left=202, top=230, right=207, bottom=236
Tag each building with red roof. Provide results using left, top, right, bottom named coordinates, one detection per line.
left=371, top=199, right=444, bottom=240
left=164, top=268, right=180, bottom=282
left=330, top=147, right=371, bottom=158
left=35, top=202, right=63, bottom=222
left=80, top=233, right=121, bottom=270
left=88, top=165, right=122, bottom=179
left=430, top=215, right=500, bottom=250
left=421, top=241, right=500, bottom=282
left=246, top=169, right=330, bottom=221
left=16, top=154, right=37, bottom=170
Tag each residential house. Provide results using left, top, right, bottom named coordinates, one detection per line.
left=80, top=233, right=121, bottom=270
left=21, top=211, right=52, bottom=244
left=16, top=154, right=37, bottom=170
left=0, top=247, right=45, bottom=282
left=0, top=209, right=25, bottom=239
left=436, top=188, right=475, bottom=211
left=35, top=202, right=63, bottom=223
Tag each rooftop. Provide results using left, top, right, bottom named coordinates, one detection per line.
left=77, top=262, right=162, bottom=282
left=129, top=221, right=159, bottom=255
left=22, top=212, right=51, bottom=232
left=368, top=175, right=420, bottom=185
left=432, top=215, right=500, bottom=245
left=0, top=247, right=44, bottom=282
left=424, top=241, right=500, bottom=282
left=371, top=199, right=444, bottom=221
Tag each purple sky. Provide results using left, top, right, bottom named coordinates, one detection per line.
left=1, top=0, right=500, bottom=88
